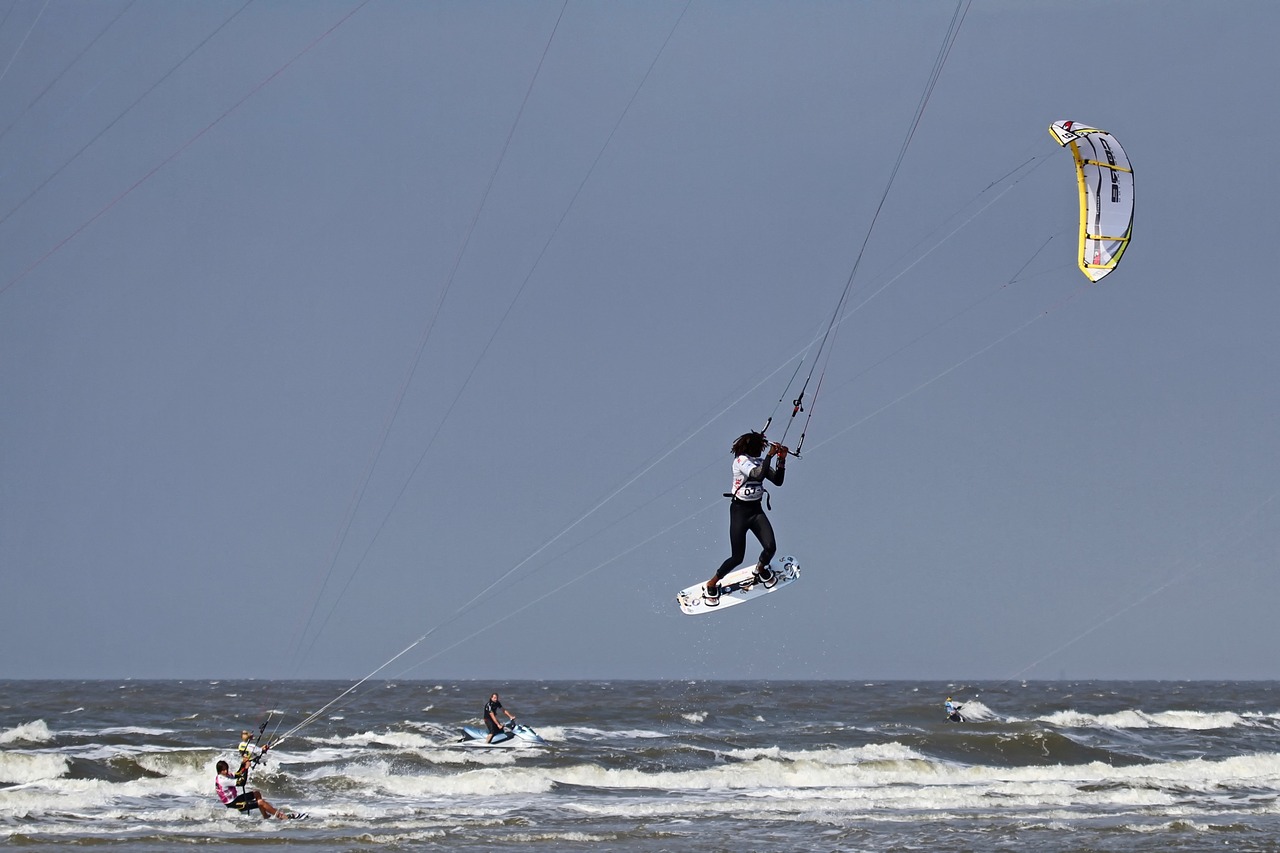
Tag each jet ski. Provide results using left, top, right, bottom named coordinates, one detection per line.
left=457, top=721, right=548, bottom=748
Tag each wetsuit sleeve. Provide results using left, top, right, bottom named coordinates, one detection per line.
left=764, top=456, right=785, bottom=487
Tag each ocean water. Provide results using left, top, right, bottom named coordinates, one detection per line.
left=4, top=679, right=1280, bottom=851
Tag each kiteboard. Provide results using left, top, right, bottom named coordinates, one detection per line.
left=676, top=555, right=799, bottom=615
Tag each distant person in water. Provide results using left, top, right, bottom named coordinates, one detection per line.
left=235, top=729, right=267, bottom=784
left=945, top=697, right=965, bottom=722
left=705, top=431, right=787, bottom=605
left=483, top=692, right=517, bottom=743
left=237, top=729, right=265, bottom=762
left=214, top=760, right=301, bottom=819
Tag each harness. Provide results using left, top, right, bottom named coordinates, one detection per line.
left=722, top=456, right=780, bottom=510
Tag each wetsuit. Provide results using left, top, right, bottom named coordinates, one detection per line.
left=483, top=698, right=506, bottom=736
left=712, top=452, right=785, bottom=585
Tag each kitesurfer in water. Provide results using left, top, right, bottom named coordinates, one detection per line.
left=237, top=730, right=264, bottom=762
left=234, top=729, right=269, bottom=787
left=705, top=431, right=787, bottom=605
left=483, top=692, right=517, bottom=743
left=214, top=760, right=301, bottom=819
left=945, top=697, right=965, bottom=722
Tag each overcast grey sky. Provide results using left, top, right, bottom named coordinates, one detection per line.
left=2, top=0, right=1277, bottom=681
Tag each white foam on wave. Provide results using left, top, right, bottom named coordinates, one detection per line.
left=529, top=750, right=1280, bottom=822
left=557, top=726, right=665, bottom=741
left=504, top=831, right=618, bottom=844
left=268, top=745, right=360, bottom=768
left=681, top=711, right=707, bottom=724
left=0, top=770, right=193, bottom=821
left=0, top=721, right=53, bottom=745
left=0, top=752, right=69, bottom=784
left=522, top=725, right=566, bottom=741
left=949, top=700, right=997, bottom=722
left=723, top=741, right=929, bottom=765
left=97, top=726, right=173, bottom=736
left=338, top=758, right=544, bottom=799
left=189, top=744, right=1280, bottom=813
left=413, top=748, right=519, bottom=766
left=1040, top=708, right=1255, bottom=730
left=274, top=739, right=523, bottom=769
left=340, top=830, right=451, bottom=845
left=316, top=730, right=435, bottom=750
left=596, top=746, right=1280, bottom=805
left=10, top=736, right=1280, bottom=832
left=403, top=720, right=455, bottom=739
left=1123, top=819, right=1221, bottom=834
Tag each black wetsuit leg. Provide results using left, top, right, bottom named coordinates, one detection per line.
left=747, top=506, right=776, bottom=569
left=714, top=500, right=774, bottom=582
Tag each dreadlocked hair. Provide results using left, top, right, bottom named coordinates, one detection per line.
left=731, top=431, right=767, bottom=457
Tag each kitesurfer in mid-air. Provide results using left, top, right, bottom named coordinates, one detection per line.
left=483, top=692, right=517, bottom=743
left=705, top=431, right=787, bottom=604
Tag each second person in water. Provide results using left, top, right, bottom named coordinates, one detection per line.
left=706, top=431, right=787, bottom=604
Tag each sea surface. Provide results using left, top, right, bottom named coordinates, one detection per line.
left=5, top=680, right=1280, bottom=851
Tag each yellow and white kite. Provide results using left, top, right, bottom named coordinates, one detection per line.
left=1049, top=121, right=1134, bottom=282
